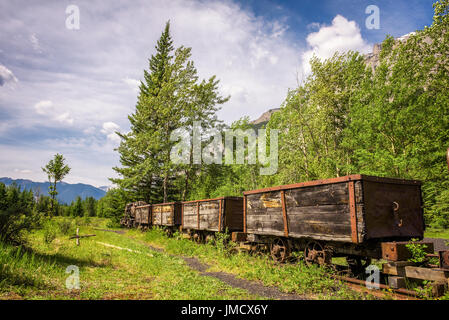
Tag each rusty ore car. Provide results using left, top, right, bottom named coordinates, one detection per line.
left=121, top=175, right=426, bottom=267
left=236, top=174, right=424, bottom=270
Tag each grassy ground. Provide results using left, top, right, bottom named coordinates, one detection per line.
left=2, top=217, right=447, bottom=300
left=425, top=228, right=449, bottom=239
left=0, top=218, right=261, bottom=300
left=128, top=228, right=379, bottom=300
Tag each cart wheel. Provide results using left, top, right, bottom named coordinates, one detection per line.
left=270, top=238, right=290, bottom=263
left=304, top=241, right=332, bottom=266
left=193, top=232, right=204, bottom=243
left=165, top=228, right=173, bottom=237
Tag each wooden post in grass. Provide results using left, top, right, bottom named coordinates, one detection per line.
left=69, top=228, right=96, bottom=246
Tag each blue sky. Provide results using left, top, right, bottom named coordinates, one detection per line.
left=0, top=0, right=438, bottom=187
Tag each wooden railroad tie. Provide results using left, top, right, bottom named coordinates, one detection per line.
left=69, top=228, right=96, bottom=246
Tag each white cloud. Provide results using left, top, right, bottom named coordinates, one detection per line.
left=55, top=112, right=74, bottom=125
left=34, top=100, right=53, bottom=115
left=302, top=15, right=372, bottom=74
left=34, top=100, right=74, bottom=125
left=0, top=65, right=18, bottom=86
left=122, top=77, right=140, bottom=93
left=101, top=121, right=121, bottom=144
left=83, top=126, right=96, bottom=135
left=14, top=168, right=32, bottom=174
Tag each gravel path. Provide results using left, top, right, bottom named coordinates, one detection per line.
left=181, top=256, right=306, bottom=300
left=423, top=238, right=449, bottom=252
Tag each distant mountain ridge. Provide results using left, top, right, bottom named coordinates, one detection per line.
left=0, top=177, right=106, bottom=204
left=250, top=108, right=280, bottom=129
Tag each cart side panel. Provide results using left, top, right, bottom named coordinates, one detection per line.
left=245, top=181, right=365, bottom=242
left=223, top=198, right=244, bottom=232
left=198, top=200, right=220, bottom=231
left=246, top=191, right=285, bottom=237
left=363, top=181, right=424, bottom=240
left=182, top=202, right=198, bottom=229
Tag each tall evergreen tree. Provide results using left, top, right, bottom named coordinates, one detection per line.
left=71, top=196, right=83, bottom=217
left=111, top=21, right=228, bottom=202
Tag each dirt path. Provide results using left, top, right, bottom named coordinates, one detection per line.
left=93, top=228, right=126, bottom=234
left=101, top=229, right=307, bottom=300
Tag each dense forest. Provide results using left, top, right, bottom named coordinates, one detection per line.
left=107, top=1, right=449, bottom=228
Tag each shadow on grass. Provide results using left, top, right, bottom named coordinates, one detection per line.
left=1, top=242, right=110, bottom=293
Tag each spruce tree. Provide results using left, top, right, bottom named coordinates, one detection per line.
left=112, top=21, right=228, bottom=203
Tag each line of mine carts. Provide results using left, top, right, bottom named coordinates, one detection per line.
left=120, top=174, right=449, bottom=293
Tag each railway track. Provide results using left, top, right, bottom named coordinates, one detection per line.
left=230, top=244, right=425, bottom=299
left=335, top=276, right=421, bottom=300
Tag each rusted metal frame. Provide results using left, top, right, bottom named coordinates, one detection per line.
left=135, top=204, right=151, bottom=209
left=152, top=201, right=178, bottom=206
left=182, top=196, right=241, bottom=204
left=182, top=197, right=224, bottom=204
left=218, top=199, right=222, bottom=232
left=243, top=195, right=247, bottom=233
left=333, top=275, right=421, bottom=298
left=280, top=190, right=289, bottom=237
left=418, top=183, right=426, bottom=233
left=181, top=203, right=184, bottom=230
left=439, top=251, right=449, bottom=269
left=348, top=181, right=358, bottom=244
left=197, top=201, right=200, bottom=230
left=361, top=175, right=421, bottom=186
left=243, top=174, right=421, bottom=196
left=243, top=175, right=360, bottom=195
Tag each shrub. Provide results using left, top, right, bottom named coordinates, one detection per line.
left=57, top=218, right=73, bottom=235
left=406, top=238, right=429, bottom=265
left=0, top=184, right=40, bottom=245
left=43, top=227, right=57, bottom=244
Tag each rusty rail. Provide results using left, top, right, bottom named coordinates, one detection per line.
left=333, top=275, right=421, bottom=299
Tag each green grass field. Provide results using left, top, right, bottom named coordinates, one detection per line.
left=1, top=217, right=447, bottom=300
left=0, top=218, right=261, bottom=300
left=425, top=229, right=449, bottom=239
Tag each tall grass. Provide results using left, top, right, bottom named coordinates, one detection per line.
left=139, top=228, right=368, bottom=299
left=0, top=241, right=58, bottom=292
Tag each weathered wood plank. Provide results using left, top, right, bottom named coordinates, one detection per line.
left=288, top=221, right=352, bottom=238
left=285, top=183, right=349, bottom=207
left=404, top=266, right=449, bottom=282
left=382, top=261, right=415, bottom=276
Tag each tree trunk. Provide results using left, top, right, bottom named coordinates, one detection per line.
left=163, top=174, right=168, bottom=203
left=182, top=169, right=190, bottom=201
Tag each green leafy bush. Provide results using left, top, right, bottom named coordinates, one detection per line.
left=43, top=227, right=56, bottom=244
left=57, top=218, right=74, bottom=235
left=406, top=239, right=429, bottom=265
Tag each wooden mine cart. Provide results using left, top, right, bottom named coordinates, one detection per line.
left=134, top=204, right=152, bottom=229
left=181, top=197, right=243, bottom=240
left=151, top=202, right=182, bottom=235
left=237, top=175, right=425, bottom=266
left=121, top=201, right=146, bottom=228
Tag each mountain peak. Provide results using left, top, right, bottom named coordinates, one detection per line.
left=250, top=108, right=280, bottom=126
